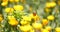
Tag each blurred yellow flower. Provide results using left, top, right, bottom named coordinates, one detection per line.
left=55, top=27, right=60, bottom=32
left=42, top=19, right=48, bottom=25
left=0, top=17, right=3, bottom=22
left=5, top=7, right=14, bottom=13
left=32, top=22, right=42, bottom=29
left=46, top=2, right=56, bottom=8
left=1, top=2, right=8, bottom=6
left=47, top=15, right=54, bottom=20
left=22, top=16, right=31, bottom=21
left=42, top=29, right=49, bottom=32
left=44, top=8, right=51, bottom=13
left=45, top=26, right=52, bottom=31
left=29, top=13, right=40, bottom=21
left=13, top=5, right=24, bottom=11
left=8, top=20, right=18, bottom=26
left=30, top=29, right=35, bottom=32
left=5, top=8, right=10, bottom=13
left=20, top=20, right=28, bottom=25
left=20, top=25, right=32, bottom=32
left=8, top=16, right=18, bottom=26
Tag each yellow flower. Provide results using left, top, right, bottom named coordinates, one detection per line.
left=14, top=0, right=19, bottom=2
left=50, top=2, right=56, bottom=7
left=55, top=27, right=60, bottom=32
left=13, top=5, right=24, bottom=11
left=44, top=8, right=51, bottom=13
left=47, top=15, right=54, bottom=20
left=5, top=7, right=14, bottom=13
left=42, top=29, right=49, bottom=32
left=8, top=20, right=18, bottom=26
left=22, top=16, right=31, bottom=21
left=5, top=8, right=10, bottom=13
left=32, top=22, right=42, bottom=29
left=30, top=29, right=35, bottom=32
left=42, top=19, right=48, bottom=25
left=46, top=2, right=51, bottom=8
left=20, top=25, right=32, bottom=32
left=1, top=2, right=8, bottom=6
left=46, top=2, right=56, bottom=8
left=8, top=16, right=18, bottom=26
left=45, top=26, right=52, bottom=31
left=0, top=17, right=3, bottom=22
left=29, top=13, right=40, bottom=21
left=20, top=20, right=28, bottom=25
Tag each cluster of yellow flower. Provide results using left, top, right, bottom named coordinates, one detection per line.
left=0, top=0, right=60, bottom=32
left=4, top=5, right=24, bottom=13
left=7, top=13, right=40, bottom=32
left=46, top=2, right=56, bottom=8
left=1, top=0, right=23, bottom=6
